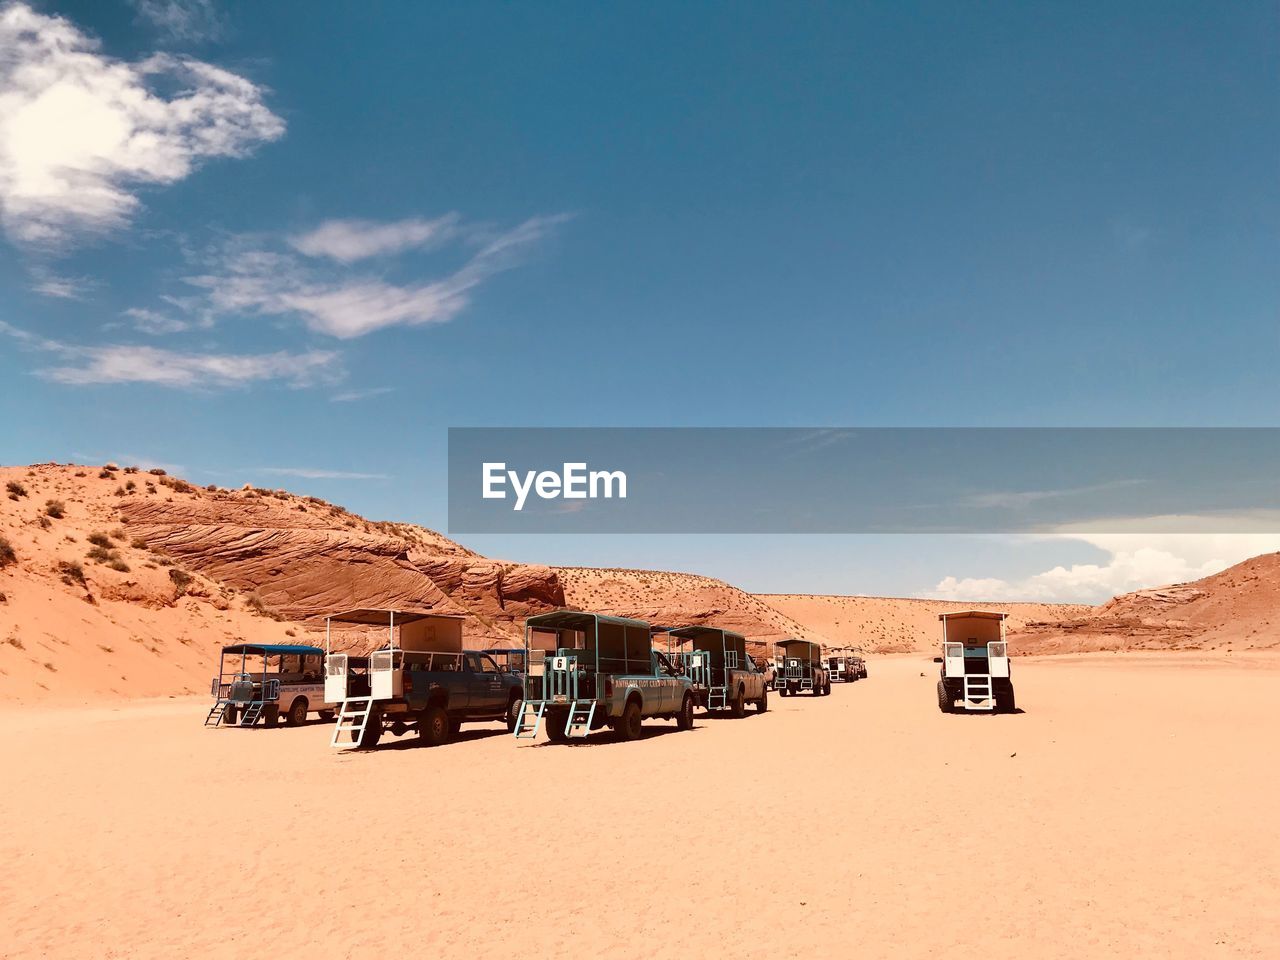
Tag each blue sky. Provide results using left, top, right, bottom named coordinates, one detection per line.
left=1, top=1, right=1277, bottom=601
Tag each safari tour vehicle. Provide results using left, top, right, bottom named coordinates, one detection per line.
left=322, top=609, right=526, bottom=749
left=514, top=610, right=696, bottom=742
left=936, top=610, right=1015, bottom=713
left=774, top=638, right=831, bottom=696
left=668, top=625, right=768, bottom=716
left=206, top=642, right=336, bottom=728
left=825, top=647, right=864, bottom=683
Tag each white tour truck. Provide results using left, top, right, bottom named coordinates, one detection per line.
left=935, top=610, right=1016, bottom=713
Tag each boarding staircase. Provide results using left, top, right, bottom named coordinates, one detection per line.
left=513, top=655, right=595, bottom=740
left=962, top=675, right=995, bottom=711
left=204, top=699, right=229, bottom=727
left=331, top=697, right=377, bottom=747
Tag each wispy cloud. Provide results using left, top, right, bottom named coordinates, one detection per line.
left=0, top=320, right=339, bottom=389
left=289, top=215, right=459, bottom=263
left=255, top=467, right=390, bottom=480
left=963, top=479, right=1146, bottom=511
left=29, top=267, right=94, bottom=299
left=122, top=307, right=190, bottom=335
left=181, top=213, right=569, bottom=339
left=0, top=3, right=282, bottom=248
left=330, top=386, right=394, bottom=403
left=128, top=0, right=224, bottom=44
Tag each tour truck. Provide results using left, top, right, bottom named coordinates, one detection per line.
left=322, top=609, right=526, bottom=749
left=513, top=610, right=697, bottom=742
left=935, top=610, right=1016, bottom=713
left=826, top=647, right=862, bottom=683
left=668, top=625, right=768, bottom=716
left=205, top=642, right=338, bottom=728
left=774, top=638, right=831, bottom=696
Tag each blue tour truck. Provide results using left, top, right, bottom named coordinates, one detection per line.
left=321, top=608, right=526, bottom=749
left=513, top=610, right=697, bottom=742
left=205, top=642, right=338, bottom=728
left=667, top=625, right=769, bottom=716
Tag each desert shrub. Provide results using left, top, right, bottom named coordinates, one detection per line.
left=110, top=528, right=126, bottom=541
left=87, top=532, right=112, bottom=548
left=106, top=559, right=130, bottom=573
left=98, top=470, right=113, bottom=479
left=123, top=466, right=138, bottom=474
left=125, top=480, right=136, bottom=492
left=0, top=536, right=16, bottom=567
left=114, top=486, right=126, bottom=496
left=44, top=500, right=65, bottom=519
left=160, top=476, right=193, bottom=494
left=130, top=538, right=148, bottom=549
left=103, top=463, right=118, bottom=472
left=244, top=592, right=283, bottom=621
left=86, top=545, right=115, bottom=563
left=206, top=484, right=218, bottom=492
left=6, top=635, right=23, bottom=649
left=169, top=568, right=193, bottom=594
left=73, top=471, right=86, bottom=478
left=148, top=468, right=167, bottom=476
left=5, top=480, right=27, bottom=498
left=58, top=560, right=86, bottom=586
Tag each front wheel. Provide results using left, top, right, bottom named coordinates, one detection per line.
left=616, top=700, right=643, bottom=741
left=505, top=696, right=523, bottom=733
left=677, top=693, right=695, bottom=731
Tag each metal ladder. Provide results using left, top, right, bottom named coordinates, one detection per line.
left=238, top=702, right=266, bottom=727
left=204, top=700, right=229, bottom=727
left=707, top=688, right=728, bottom=710
left=566, top=701, right=596, bottom=738
left=514, top=701, right=545, bottom=739
left=331, top=697, right=375, bottom=748
left=963, top=675, right=994, bottom=710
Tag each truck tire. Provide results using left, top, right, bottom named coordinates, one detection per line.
left=318, top=709, right=335, bottom=722
left=730, top=688, right=746, bottom=718
left=778, top=685, right=789, bottom=697
left=617, top=699, right=643, bottom=741
left=419, top=705, right=450, bottom=747
left=286, top=697, right=308, bottom=726
left=547, top=711, right=570, bottom=743
left=358, top=705, right=383, bottom=748
left=937, top=680, right=953, bottom=714
left=222, top=704, right=238, bottom=725
left=677, top=693, right=695, bottom=730
left=756, top=688, right=768, bottom=713
left=505, top=695, right=523, bottom=733
left=996, top=681, right=1017, bottom=714
left=262, top=704, right=279, bottom=727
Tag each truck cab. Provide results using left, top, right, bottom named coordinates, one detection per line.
left=205, top=643, right=336, bottom=728
left=513, top=610, right=697, bottom=742
left=322, top=609, right=526, bottom=749
left=668, top=625, right=768, bottom=716
left=936, top=611, right=1015, bottom=713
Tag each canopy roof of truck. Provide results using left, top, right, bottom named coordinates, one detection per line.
left=775, top=638, right=820, bottom=651
left=937, top=610, right=1007, bottom=621
left=668, top=625, right=746, bottom=642
left=320, top=608, right=465, bottom=626
left=526, top=610, right=650, bottom=631
left=221, top=643, right=325, bottom=656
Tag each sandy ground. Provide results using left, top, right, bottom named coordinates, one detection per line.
left=3, top=655, right=1278, bottom=959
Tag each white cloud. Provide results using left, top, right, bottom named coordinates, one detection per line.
left=931, top=530, right=1280, bottom=605
left=330, top=386, right=394, bottom=403
left=29, top=267, right=92, bottom=299
left=122, top=306, right=190, bottom=334
left=255, top=467, right=390, bottom=481
left=0, top=319, right=338, bottom=388
left=0, top=3, right=283, bottom=247
left=289, top=215, right=459, bottom=263
left=129, top=0, right=223, bottom=43
left=184, top=213, right=567, bottom=339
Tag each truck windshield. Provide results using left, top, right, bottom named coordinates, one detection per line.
left=654, top=651, right=678, bottom=676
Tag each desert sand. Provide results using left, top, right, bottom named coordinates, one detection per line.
left=3, top=653, right=1277, bottom=960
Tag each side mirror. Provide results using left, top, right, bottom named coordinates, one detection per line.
left=932, top=657, right=943, bottom=664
